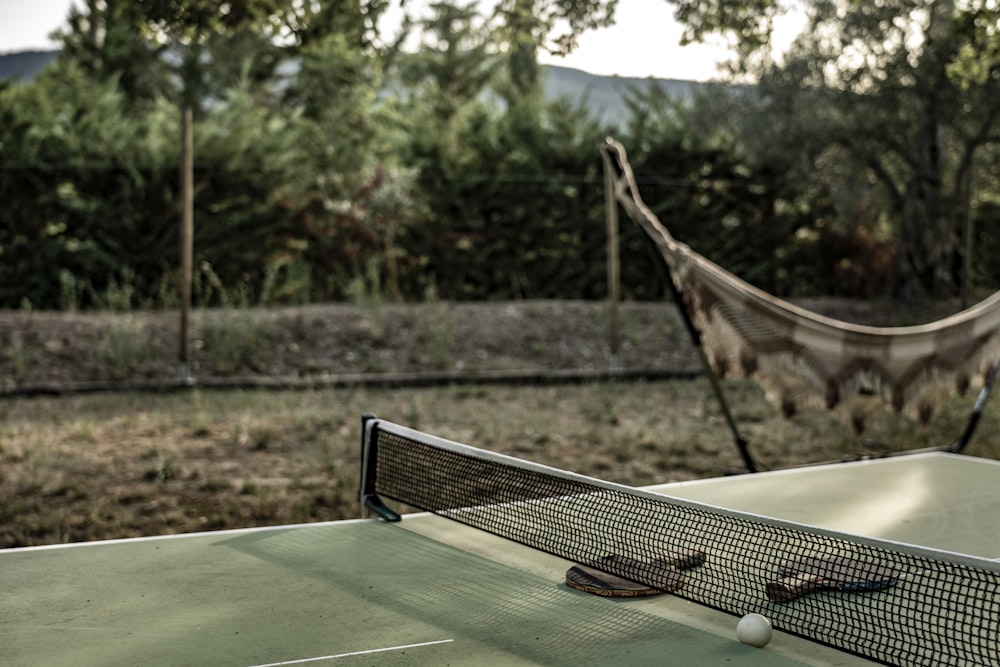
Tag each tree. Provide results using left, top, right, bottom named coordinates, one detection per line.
left=947, top=0, right=1000, bottom=88
left=396, top=1, right=499, bottom=123
left=671, top=0, right=788, bottom=76
left=671, top=0, right=1000, bottom=89
left=0, top=64, right=181, bottom=309
left=55, top=0, right=171, bottom=109
left=499, top=0, right=617, bottom=102
left=55, top=0, right=393, bottom=113
left=283, top=32, right=419, bottom=302
left=670, top=0, right=1000, bottom=298
left=386, top=0, right=617, bottom=106
left=769, top=1, right=999, bottom=297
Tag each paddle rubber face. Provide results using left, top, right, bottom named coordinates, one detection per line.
left=766, top=556, right=898, bottom=603
left=565, top=550, right=707, bottom=597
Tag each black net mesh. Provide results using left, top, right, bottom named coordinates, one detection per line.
left=363, top=422, right=1000, bottom=667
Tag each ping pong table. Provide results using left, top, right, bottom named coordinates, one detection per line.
left=3, top=440, right=999, bottom=666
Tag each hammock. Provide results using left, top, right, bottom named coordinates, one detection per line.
left=601, top=137, right=1000, bottom=433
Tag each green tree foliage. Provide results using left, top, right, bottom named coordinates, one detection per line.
left=397, top=96, right=611, bottom=300
left=486, top=0, right=617, bottom=102
left=742, top=0, right=1000, bottom=298
left=56, top=0, right=391, bottom=112
left=670, top=0, right=1000, bottom=298
left=947, top=0, right=1000, bottom=87
left=10, top=0, right=1000, bottom=311
left=612, top=81, right=878, bottom=298
left=671, top=0, right=1000, bottom=88
left=396, top=1, right=499, bottom=122
left=0, top=65, right=178, bottom=309
left=390, top=2, right=615, bottom=299
left=56, top=0, right=171, bottom=109
left=672, top=0, right=786, bottom=74
left=0, top=33, right=413, bottom=309
left=277, top=29, right=417, bottom=302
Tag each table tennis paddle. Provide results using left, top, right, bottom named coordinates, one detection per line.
left=766, top=556, right=898, bottom=603
left=565, top=550, right=707, bottom=597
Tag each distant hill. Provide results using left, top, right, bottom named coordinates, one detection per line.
left=0, top=50, right=59, bottom=82
left=0, top=50, right=698, bottom=125
left=541, top=65, right=698, bottom=125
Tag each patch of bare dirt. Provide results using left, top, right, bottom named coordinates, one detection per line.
left=0, top=297, right=959, bottom=392
left=0, top=301, right=701, bottom=391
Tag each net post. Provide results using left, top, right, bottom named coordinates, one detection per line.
left=358, top=413, right=401, bottom=522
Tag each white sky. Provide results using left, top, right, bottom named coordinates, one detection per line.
left=0, top=0, right=801, bottom=82
left=536, top=1, right=731, bottom=80
left=0, top=0, right=76, bottom=52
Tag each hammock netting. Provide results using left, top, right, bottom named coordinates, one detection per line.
left=602, top=138, right=1000, bottom=432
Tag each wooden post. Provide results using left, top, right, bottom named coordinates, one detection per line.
left=179, top=107, right=194, bottom=385
left=961, top=166, right=973, bottom=310
left=604, top=152, right=621, bottom=372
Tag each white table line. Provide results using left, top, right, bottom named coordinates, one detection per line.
left=247, top=639, right=455, bottom=667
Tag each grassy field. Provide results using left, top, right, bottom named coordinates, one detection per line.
left=3, top=298, right=999, bottom=548
left=3, top=375, right=997, bottom=549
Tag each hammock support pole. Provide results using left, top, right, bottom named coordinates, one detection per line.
left=655, top=239, right=758, bottom=474
left=949, top=358, right=1000, bottom=453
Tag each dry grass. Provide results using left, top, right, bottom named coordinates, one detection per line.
left=3, top=298, right=999, bottom=548
left=3, top=376, right=997, bottom=548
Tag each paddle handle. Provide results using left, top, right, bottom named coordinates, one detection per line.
left=766, top=573, right=829, bottom=603
left=659, top=549, right=707, bottom=570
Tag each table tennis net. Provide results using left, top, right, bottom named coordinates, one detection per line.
left=359, top=417, right=1000, bottom=667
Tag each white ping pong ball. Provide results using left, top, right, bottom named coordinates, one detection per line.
left=736, top=613, right=772, bottom=648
